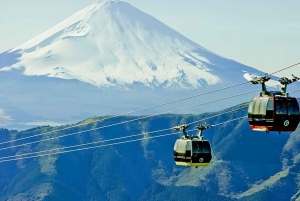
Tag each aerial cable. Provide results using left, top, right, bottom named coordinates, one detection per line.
left=212, top=116, right=246, bottom=127
left=0, top=89, right=259, bottom=151
left=291, top=89, right=300, bottom=94
left=268, top=63, right=300, bottom=75
left=1, top=64, right=300, bottom=161
left=181, top=104, right=248, bottom=126
left=4, top=81, right=299, bottom=156
left=1, top=84, right=298, bottom=152
left=0, top=116, right=247, bottom=163
left=0, top=105, right=248, bottom=161
left=0, top=63, right=298, bottom=146
left=0, top=81, right=250, bottom=146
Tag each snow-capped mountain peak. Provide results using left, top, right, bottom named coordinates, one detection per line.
left=6, top=0, right=222, bottom=89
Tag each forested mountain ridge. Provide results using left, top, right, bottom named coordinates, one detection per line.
left=0, top=104, right=299, bottom=200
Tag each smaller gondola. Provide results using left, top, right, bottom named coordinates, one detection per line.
left=248, top=74, right=300, bottom=133
left=173, top=124, right=212, bottom=167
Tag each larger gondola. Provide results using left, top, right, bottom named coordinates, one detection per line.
left=173, top=124, right=212, bottom=167
left=248, top=74, right=300, bottom=133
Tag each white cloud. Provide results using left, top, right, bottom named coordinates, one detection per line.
left=23, top=121, right=64, bottom=127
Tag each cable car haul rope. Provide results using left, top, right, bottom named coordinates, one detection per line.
left=0, top=117, right=246, bottom=164
left=0, top=63, right=299, bottom=167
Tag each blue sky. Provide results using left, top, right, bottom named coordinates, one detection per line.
left=1, top=0, right=299, bottom=76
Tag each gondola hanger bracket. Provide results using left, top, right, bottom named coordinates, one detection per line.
left=196, top=123, right=211, bottom=140
left=249, top=74, right=271, bottom=85
left=278, top=74, right=300, bottom=96
left=173, top=124, right=190, bottom=138
left=249, top=74, right=271, bottom=96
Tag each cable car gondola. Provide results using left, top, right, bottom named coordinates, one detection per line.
left=173, top=124, right=212, bottom=167
left=248, top=74, right=300, bottom=133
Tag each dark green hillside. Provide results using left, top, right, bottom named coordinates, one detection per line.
left=0, top=104, right=299, bottom=200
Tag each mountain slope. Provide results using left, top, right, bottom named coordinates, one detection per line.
left=0, top=104, right=299, bottom=200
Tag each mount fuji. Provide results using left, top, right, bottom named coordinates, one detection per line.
left=0, top=1, right=298, bottom=130
left=3, top=0, right=230, bottom=88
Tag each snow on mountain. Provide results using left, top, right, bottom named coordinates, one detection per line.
left=1, top=0, right=299, bottom=130
left=4, top=1, right=227, bottom=88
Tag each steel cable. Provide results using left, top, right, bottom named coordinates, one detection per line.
left=0, top=105, right=248, bottom=161
left=0, top=81, right=249, bottom=145
left=0, top=116, right=247, bottom=163
left=0, top=63, right=298, bottom=147
left=0, top=90, right=258, bottom=151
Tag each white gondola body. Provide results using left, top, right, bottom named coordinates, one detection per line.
left=173, top=138, right=212, bottom=167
